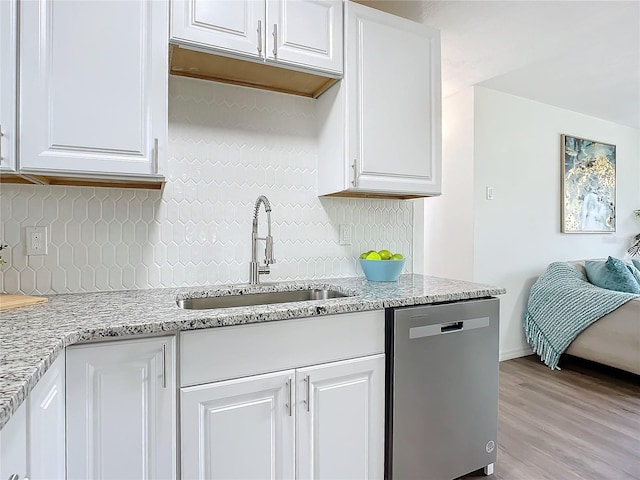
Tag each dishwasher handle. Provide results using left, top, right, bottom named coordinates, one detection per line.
left=440, top=321, right=463, bottom=333
left=409, top=316, right=490, bottom=339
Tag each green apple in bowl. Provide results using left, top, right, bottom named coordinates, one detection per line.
left=358, top=249, right=404, bottom=261
left=378, top=249, right=392, bottom=260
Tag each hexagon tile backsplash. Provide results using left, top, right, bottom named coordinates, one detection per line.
left=0, top=77, right=413, bottom=295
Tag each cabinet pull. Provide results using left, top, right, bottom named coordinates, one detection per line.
left=152, top=137, right=159, bottom=174
left=304, top=374, right=310, bottom=412
left=272, top=23, right=278, bottom=57
left=0, top=124, right=4, bottom=161
left=351, top=159, right=359, bottom=187
left=286, top=378, right=292, bottom=416
left=8, top=475, right=20, bottom=480
left=257, top=20, right=263, bottom=54
left=161, top=343, right=167, bottom=389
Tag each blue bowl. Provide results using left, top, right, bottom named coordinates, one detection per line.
left=359, top=258, right=405, bottom=282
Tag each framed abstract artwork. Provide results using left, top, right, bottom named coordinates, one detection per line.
left=561, top=134, right=616, bottom=233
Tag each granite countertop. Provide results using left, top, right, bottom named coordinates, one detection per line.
left=0, top=274, right=505, bottom=430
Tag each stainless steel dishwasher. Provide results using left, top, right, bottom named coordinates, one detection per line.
left=385, top=297, right=500, bottom=480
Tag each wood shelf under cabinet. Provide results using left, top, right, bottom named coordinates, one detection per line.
left=321, top=190, right=429, bottom=200
left=169, top=45, right=339, bottom=99
left=0, top=172, right=164, bottom=190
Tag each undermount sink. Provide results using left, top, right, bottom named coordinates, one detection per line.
left=177, top=288, right=350, bottom=310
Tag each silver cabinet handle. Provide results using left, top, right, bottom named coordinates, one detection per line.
left=272, top=23, right=278, bottom=57
left=351, top=159, right=358, bottom=187
left=286, top=378, right=292, bottom=416
left=257, top=20, right=263, bottom=54
left=303, top=374, right=310, bottom=412
left=161, top=343, right=167, bottom=389
left=8, top=474, right=20, bottom=480
left=0, top=124, right=4, bottom=161
left=152, top=137, right=159, bottom=174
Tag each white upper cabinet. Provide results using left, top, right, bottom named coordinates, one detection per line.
left=171, top=0, right=343, bottom=76
left=317, top=1, right=442, bottom=198
left=19, top=0, right=168, bottom=181
left=171, top=0, right=264, bottom=60
left=266, top=0, right=343, bottom=74
left=0, top=0, right=17, bottom=173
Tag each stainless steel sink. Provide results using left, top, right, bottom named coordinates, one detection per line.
left=177, top=288, right=350, bottom=310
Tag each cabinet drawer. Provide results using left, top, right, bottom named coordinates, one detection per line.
left=180, top=310, right=384, bottom=387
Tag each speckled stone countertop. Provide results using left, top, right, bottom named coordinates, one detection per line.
left=0, top=274, right=505, bottom=430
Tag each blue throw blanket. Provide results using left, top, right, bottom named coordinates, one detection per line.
left=524, top=262, right=639, bottom=369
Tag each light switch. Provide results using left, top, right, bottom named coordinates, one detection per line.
left=486, top=187, right=494, bottom=200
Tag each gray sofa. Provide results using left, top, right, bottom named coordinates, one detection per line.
left=565, top=260, right=640, bottom=375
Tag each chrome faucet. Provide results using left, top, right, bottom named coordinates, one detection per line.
left=249, top=195, right=275, bottom=284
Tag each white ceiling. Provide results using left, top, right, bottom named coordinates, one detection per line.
left=360, top=1, right=640, bottom=129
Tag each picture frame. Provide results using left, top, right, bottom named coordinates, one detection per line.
left=561, top=134, right=616, bottom=233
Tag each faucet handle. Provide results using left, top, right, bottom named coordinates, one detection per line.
left=265, top=235, right=276, bottom=264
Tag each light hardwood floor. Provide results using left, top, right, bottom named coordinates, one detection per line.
left=462, top=355, right=640, bottom=480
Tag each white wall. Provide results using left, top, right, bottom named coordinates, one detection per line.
left=0, top=77, right=413, bottom=295
left=419, top=87, right=475, bottom=281
left=474, top=87, right=640, bottom=360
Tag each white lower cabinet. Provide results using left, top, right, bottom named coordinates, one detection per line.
left=66, top=336, right=177, bottom=480
left=181, top=354, right=384, bottom=480
left=297, top=355, right=384, bottom=480
left=3, top=311, right=384, bottom=480
left=0, top=353, right=65, bottom=480
left=29, top=353, right=66, bottom=480
left=0, top=402, right=27, bottom=480
left=181, top=370, right=296, bottom=480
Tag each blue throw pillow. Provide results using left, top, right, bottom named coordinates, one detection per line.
left=628, top=264, right=640, bottom=285
left=584, top=256, right=640, bottom=294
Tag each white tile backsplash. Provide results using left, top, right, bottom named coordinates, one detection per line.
left=0, top=77, right=413, bottom=295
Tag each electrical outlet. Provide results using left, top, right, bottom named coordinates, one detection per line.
left=339, top=224, right=352, bottom=245
left=25, top=226, right=48, bottom=255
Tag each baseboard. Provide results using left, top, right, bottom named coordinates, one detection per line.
left=499, top=346, right=533, bottom=362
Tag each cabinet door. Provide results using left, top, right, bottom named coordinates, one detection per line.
left=66, top=336, right=176, bottom=480
left=29, top=353, right=66, bottom=480
left=0, top=0, right=16, bottom=172
left=0, top=402, right=27, bottom=480
left=296, top=354, right=385, bottom=480
left=266, top=0, right=342, bottom=74
left=19, top=0, right=167, bottom=177
left=346, top=2, right=441, bottom=196
left=181, top=370, right=295, bottom=480
left=171, top=0, right=264, bottom=59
